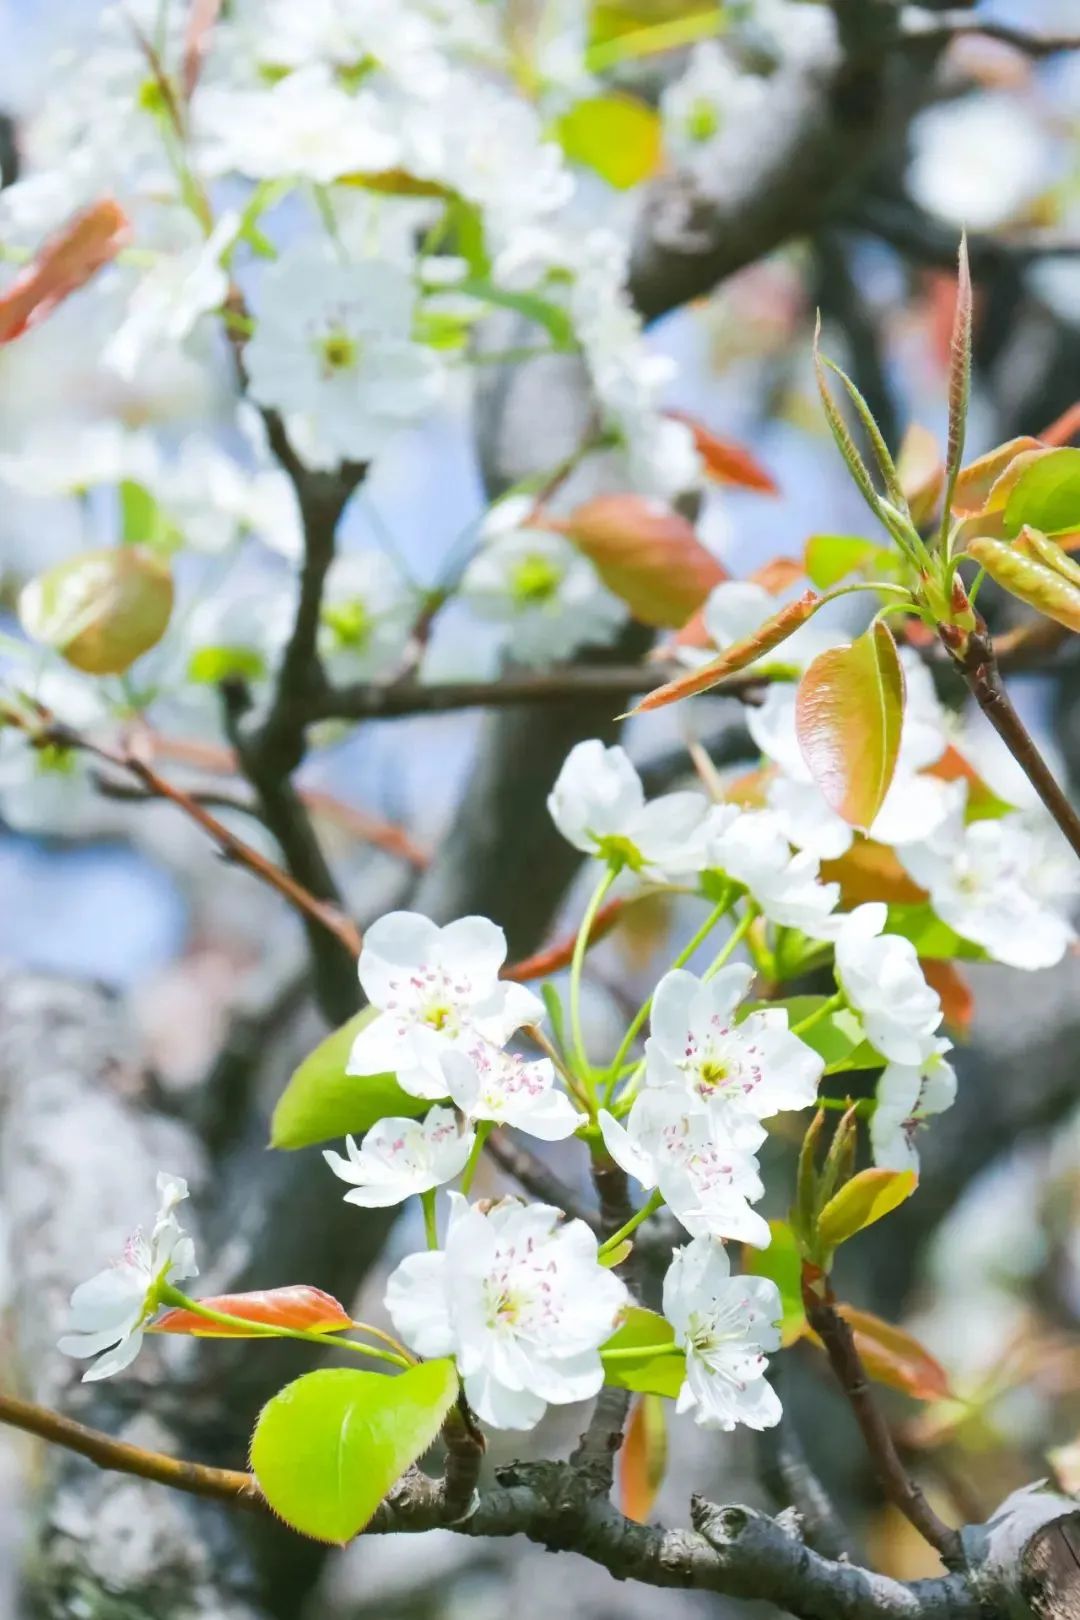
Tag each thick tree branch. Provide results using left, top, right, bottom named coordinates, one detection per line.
left=902, top=11, right=1080, bottom=58
left=0, top=1394, right=985, bottom=1620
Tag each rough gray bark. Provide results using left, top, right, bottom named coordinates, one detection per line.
left=0, top=972, right=266, bottom=1619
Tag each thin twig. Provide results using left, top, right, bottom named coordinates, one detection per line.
left=903, top=11, right=1080, bottom=57
left=484, top=1130, right=600, bottom=1231
left=14, top=713, right=363, bottom=960
left=0, top=1391, right=259, bottom=1508
left=802, top=1274, right=965, bottom=1570
left=942, top=626, right=1080, bottom=862
left=502, top=898, right=625, bottom=982
left=303, top=666, right=766, bottom=725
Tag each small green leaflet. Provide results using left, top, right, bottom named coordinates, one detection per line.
left=251, top=1361, right=459, bottom=1543
left=601, top=1307, right=685, bottom=1399
left=270, top=1007, right=426, bottom=1150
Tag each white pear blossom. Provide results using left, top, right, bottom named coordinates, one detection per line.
left=645, top=965, right=824, bottom=1124
left=662, top=1237, right=782, bottom=1431
left=440, top=1044, right=583, bottom=1142
left=244, top=243, right=440, bottom=468
left=58, top=1173, right=196, bottom=1382
left=908, top=95, right=1053, bottom=234
left=870, top=1046, right=957, bottom=1175
left=661, top=44, right=769, bottom=175
left=900, top=798, right=1078, bottom=971
left=547, top=740, right=710, bottom=881
left=385, top=1195, right=628, bottom=1429
left=349, top=912, right=544, bottom=1100
left=833, top=904, right=943, bottom=1065
left=705, top=805, right=840, bottom=939
left=103, top=212, right=238, bottom=381
left=195, top=66, right=402, bottom=182
left=319, top=550, right=420, bottom=680
left=323, top=1106, right=474, bottom=1207
left=599, top=1090, right=769, bottom=1247
left=460, top=506, right=626, bottom=669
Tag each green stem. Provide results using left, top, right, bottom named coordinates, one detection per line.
left=597, top=1190, right=665, bottom=1259
left=156, top=1285, right=411, bottom=1368
left=569, top=863, right=619, bottom=1103
left=702, top=905, right=758, bottom=981
left=460, top=1119, right=493, bottom=1196
left=792, top=991, right=845, bottom=1038
left=602, top=899, right=730, bottom=1104
left=421, top=1187, right=439, bottom=1250
left=601, top=1342, right=683, bottom=1363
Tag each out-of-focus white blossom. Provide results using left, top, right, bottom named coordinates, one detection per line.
left=870, top=1047, right=957, bottom=1175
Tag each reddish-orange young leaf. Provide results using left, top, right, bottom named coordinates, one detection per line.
left=820, top=839, right=927, bottom=907
left=0, top=199, right=130, bottom=344
left=667, top=411, right=779, bottom=494
left=951, top=438, right=1043, bottom=518
left=619, top=1395, right=668, bottom=1523
left=551, top=495, right=727, bottom=628
left=795, top=623, right=906, bottom=831
left=153, top=1286, right=353, bottom=1338
left=749, top=556, right=805, bottom=593
left=1041, top=401, right=1080, bottom=449
left=183, top=0, right=223, bottom=99
left=921, top=958, right=973, bottom=1037
left=837, top=1306, right=952, bottom=1403
left=723, top=765, right=772, bottom=808
left=631, top=591, right=820, bottom=714
left=926, top=744, right=1006, bottom=816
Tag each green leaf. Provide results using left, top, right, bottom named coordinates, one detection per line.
left=821, top=356, right=906, bottom=512
left=187, top=644, right=267, bottom=685
left=884, top=902, right=988, bottom=962
left=804, top=535, right=887, bottom=590
left=795, top=622, right=906, bottom=832
left=19, top=546, right=174, bottom=675
left=119, top=481, right=182, bottom=553
left=601, top=1307, right=685, bottom=1398
left=250, top=1361, right=459, bottom=1543
left=270, top=1008, right=427, bottom=1150
left=556, top=93, right=662, bottom=190
left=1003, top=446, right=1080, bottom=539
left=816, top=1168, right=917, bottom=1252
left=814, top=315, right=884, bottom=524
left=743, top=1220, right=805, bottom=1346
left=745, top=997, right=879, bottom=1074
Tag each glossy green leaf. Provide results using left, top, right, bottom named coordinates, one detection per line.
left=804, top=535, right=886, bottom=590
left=557, top=93, right=662, bottom=189
left=1003, top=446, right=1080, bottom=539
left=188, top=644, right=267, bottom=685
left=743, top=1220, right=806, bottom=1346
left=884, top=902, right=988, bottom=962
left=119, top=481, right=182, bottom=553
left=271, top=1007, right=426, bottom=1150
left=795, top=622, right=905, bottom=831
left=601, top=1307, right=685, bottom=1398
left=19, top=546, right=174, bottom=675
left=745, top=996, right=878, bottom=1074
left=250, top=1361, right=458, bottom=1543
left=817, top=1168, right=916, bottom=1252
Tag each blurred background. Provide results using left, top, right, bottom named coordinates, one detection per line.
left=2, top=2, right=1080, bottom=1617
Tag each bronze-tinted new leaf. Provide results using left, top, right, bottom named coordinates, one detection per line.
left=967, top=534, right=1080, bottom=634
left=795, top=622, right=906, bottom=831
left=0, top=198, right=130, bottom=344
left=630, top=591, right=820, bottom=713
left=153, top=1285, right=353, bottom=1338
left=668, top=411, right=779, bottom=494
left=619, top=1395, right=668, bottom=1523
left=552, top=495, right=726, bottom=628
left=836, top=1305, right=952, bottom=1402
